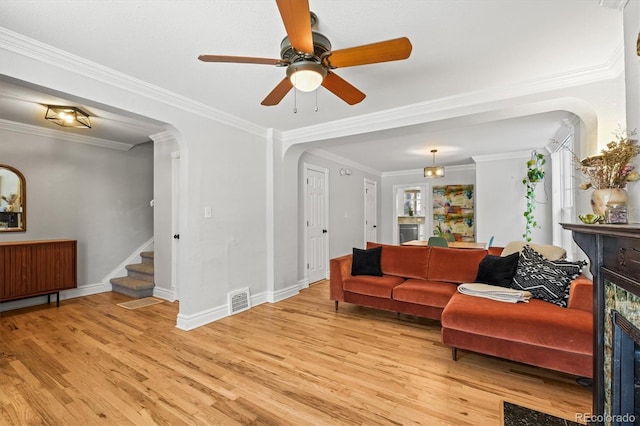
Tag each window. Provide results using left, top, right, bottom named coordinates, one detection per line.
left=403, top=189, right=421, bottom=216
left=551, top=131, right=576, bottom=257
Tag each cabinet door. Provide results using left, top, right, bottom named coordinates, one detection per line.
left=0, top=240, right=77, bottom=301
left=0, top=244, right=33, bottom=299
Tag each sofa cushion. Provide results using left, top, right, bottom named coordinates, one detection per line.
left=511, top=246, right=585, bottom=307
left=367, top=242, right=430, bottom=280
left=392, top=279, right=458, bottom=309
left=474, top=252, right=520, bottom=288
left=351, top=246, right=383, bottom=276
left=501, top=241, right=566, bottom=260
left=427, top=247, right=487, bottom=283
left=344, top=275, right=405, bottom=298
left=441, top=292, right=592, bottom=355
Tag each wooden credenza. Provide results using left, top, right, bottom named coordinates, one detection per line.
left=0, top=239, right=77, bottom=307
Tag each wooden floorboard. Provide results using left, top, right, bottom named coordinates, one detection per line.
left=0, top=280, right=591, bottom=425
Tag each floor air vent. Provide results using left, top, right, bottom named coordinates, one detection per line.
left=228, top=288, right=250, bottom=315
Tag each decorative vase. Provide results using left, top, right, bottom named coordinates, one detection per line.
left=590, top=188, right=628, bottom=215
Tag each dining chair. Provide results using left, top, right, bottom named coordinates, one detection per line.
left=486, top=236, right=495, bottom=249
left=428, top=236, right=449, bottom=247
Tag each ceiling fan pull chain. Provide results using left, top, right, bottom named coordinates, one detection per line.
left=315, top=89, right=319, bottom=112
left=293, top=87, right=297, bottom=113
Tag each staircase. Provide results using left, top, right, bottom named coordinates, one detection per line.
left=110, top=251, right=155, bottom=299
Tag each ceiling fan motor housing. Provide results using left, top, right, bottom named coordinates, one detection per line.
left=280, top=31, right=332, bottom=65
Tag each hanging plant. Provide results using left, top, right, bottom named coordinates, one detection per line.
left=522, top=151, right=545, bottom=242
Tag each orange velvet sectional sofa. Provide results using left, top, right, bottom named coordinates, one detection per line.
left=329, top=242, right=593, bottom=378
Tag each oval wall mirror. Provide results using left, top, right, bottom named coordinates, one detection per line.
left=0, top=164, right=26, bottom=232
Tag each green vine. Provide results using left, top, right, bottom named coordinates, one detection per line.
left=522, top=151, right=545, bottom=242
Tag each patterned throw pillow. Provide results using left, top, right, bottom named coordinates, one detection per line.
left=511, top=246, right=586, bottom=307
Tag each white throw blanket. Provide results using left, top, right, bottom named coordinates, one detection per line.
left=457, top=283, right=531, bottom=303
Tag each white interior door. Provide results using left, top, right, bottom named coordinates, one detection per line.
left=305, top=165, right=328, bottom=284
left=364, top=179, right=377, bottom=244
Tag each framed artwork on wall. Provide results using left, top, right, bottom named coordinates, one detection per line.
left=432, top=185, right=474, bottom=242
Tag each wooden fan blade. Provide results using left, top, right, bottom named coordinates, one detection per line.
left=324, top=37, right=412, bottom=68
left=198, top=55, right=286, bottom=66
left=261, top=77, right=294, bottom=106
left=321, top=72, right=366, bottom=105
left=275, top=0, right=314, bottom=53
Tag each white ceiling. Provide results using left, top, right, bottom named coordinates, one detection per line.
left=0, top=1, right=624, bottom=172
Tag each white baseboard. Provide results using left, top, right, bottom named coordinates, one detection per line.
left=174, top=283, right=299, bottom=331
left=268, top=283, right=300, bottom=303
left=153, top=286, right=175, bottom=301
left=250, top=290, right=268, bottom=307
left=176, top=303, right=228, bottom=331
left=298, top=278, right=310, bottom=290
left=174, top=289, right=271, bottom=330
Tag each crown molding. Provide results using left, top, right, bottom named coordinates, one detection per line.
left=0, top=27, right=268, bottom=139
left=305, top=148, right=381, bottom=176
left=0, top=118, right=135, bottom=151
left=150, top=131, right=176, bottom=144
left=472, top=150, right=535, bottom=163
left=281, top=43, right=624, bottom=149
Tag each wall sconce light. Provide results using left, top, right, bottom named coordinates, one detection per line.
left=424, top=149, right=445, bottom=178
left=45, top=106, right=91, bottom=128
left=339, top=168, right=352, bottom=176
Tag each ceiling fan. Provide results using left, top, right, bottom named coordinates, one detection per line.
left=198, top=0, right=412, bottom=106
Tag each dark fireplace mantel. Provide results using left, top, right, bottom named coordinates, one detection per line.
left=561, top=223, right=640, bottom=425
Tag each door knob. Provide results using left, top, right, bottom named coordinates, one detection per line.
left=322, top=229, right=328, bottom=233
left=173, top=234, right=180, bottom=239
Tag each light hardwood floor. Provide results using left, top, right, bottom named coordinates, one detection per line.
left=1, top=281, right=591, bottom=425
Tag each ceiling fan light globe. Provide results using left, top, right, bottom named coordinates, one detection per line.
left=291, top=69, right=323, bottom=91
left=287, top=61, right=327, bottom=92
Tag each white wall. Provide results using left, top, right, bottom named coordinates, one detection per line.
left=474, top=152, right=552, bottom=247
left=0, top=125, right=154, bottom=290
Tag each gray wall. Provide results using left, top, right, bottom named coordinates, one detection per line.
left=0, top=127, right=154, bottom=287
left=475, top=153, right=552, bottom=247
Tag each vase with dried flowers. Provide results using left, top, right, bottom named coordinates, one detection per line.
left=577, top=129, right=640, bottom=215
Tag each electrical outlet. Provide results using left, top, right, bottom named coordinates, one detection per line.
left=204, top=207, right=212, bottom=218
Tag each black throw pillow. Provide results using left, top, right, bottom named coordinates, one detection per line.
left=474, top=252, right=520, bottom=287
left=351, top=246, right=383, bottom=276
